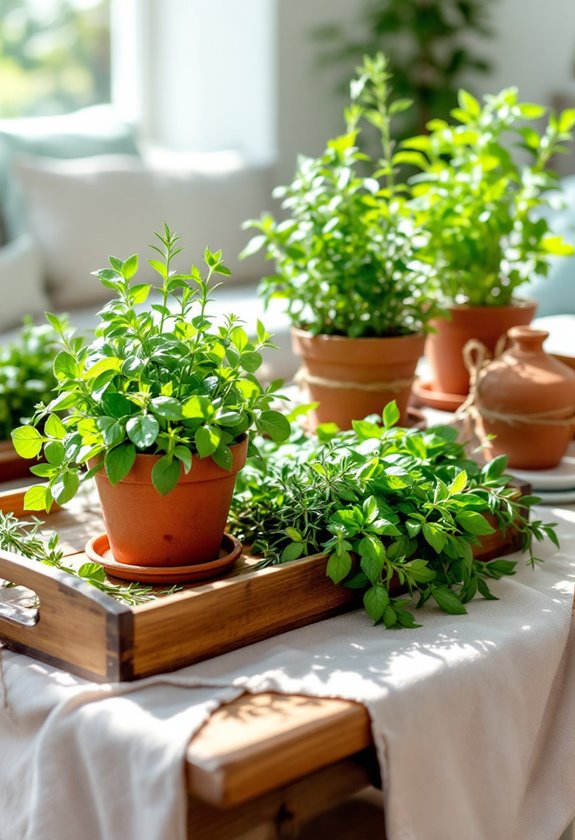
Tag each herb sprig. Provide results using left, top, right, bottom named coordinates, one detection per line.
left=0, top=512, right=173, bottom=605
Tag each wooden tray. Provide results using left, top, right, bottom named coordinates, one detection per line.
left=0, top=486, right=525, bottom=683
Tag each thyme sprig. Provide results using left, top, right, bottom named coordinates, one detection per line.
left=0, top=512, right=175, bottom=606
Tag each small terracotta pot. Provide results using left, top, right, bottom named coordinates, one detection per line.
left=291, top=328, right=425, bottom=430
left=474, top=327, right=575, bottom=469
left=426, top=299, right=537, bottom=397
left=93, top=437, right=248, bottom=567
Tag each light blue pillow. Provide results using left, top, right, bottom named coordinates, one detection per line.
left=522, top=176, right=575, bottom=316
left=0, top=105, right=140, bottom=240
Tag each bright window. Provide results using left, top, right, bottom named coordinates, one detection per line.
left=0, top=0, right=111, bottom=117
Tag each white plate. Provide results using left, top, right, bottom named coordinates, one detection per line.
left=509, top=443, right=575, bottom=491
left=530, top=487, right=575, bottom=505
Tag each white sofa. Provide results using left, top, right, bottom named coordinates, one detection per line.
left=0, top=142, right=297, bottom=383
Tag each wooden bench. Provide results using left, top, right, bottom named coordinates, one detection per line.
left=186, top=692, right=381, bottom=839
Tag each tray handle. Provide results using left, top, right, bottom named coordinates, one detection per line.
left=0, top=547, right=129, bottom=634
left=0, top=590, right=38, bottom=627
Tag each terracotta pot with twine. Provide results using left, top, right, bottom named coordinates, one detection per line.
left=426, top=299, right=537, bottom=397
left=292, top=328, right=425, bottom=430
left=93, top=437, right=248, bottom=567
left=457, top=327, right=575, bottom=469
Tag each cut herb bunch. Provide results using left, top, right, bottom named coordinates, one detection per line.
left=0, top=319, right=58, bottom=440
left=0, top=512, right=166, bottom=605
left=230, top=403, right=557, bottom=629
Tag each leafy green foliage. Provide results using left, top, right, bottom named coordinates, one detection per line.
left=313, top=0, right=493, bottom=140
left=12, top=226, right=290, bottom=508
left=0, top=511, right=166, bottom=605
left=243, top=54, right=443, bottom=338
left=0, top=319, right=58, bottom=440
left=229, top=403, right=557, bottom=628
left=405, top=88, right=575, bottom=305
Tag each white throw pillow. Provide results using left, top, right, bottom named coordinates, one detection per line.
left=0, top=234, right=50, bottom=331
left=12, top=154, right=272, bottom=310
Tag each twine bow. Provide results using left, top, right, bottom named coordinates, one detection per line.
left=456, top=338, right=575, bottom=430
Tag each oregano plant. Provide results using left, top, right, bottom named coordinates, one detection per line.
left=11, top=226, right=290, bottom=511
left=405, top=87, right=575, bottom=306
left=243, top=53, right=442, bottom=338
left=230, top=402, right=557, bottom=628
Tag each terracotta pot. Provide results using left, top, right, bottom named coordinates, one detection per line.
left=93, top=437, right=248, bottom=567
left=426, top=299, right=537, bottom=397
left=474, top=327, right=575, bottom=469
left=291, top=328, right=425, bottom=430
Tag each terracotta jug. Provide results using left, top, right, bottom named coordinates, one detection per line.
left=471, top=327, right=575, bottom=469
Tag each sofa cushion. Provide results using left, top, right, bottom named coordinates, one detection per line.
left=13, top=153, right=272, bottom=310
left=0, top=105, right=140, bottom=240
left=0, top=234, right=50, bottom=332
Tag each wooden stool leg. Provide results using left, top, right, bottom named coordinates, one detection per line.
left=187, top=750, right=381, bottom=840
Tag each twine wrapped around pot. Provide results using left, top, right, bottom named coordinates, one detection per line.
left=295, top=367, right=415, bottom=392
left=457, top=339, right=575, bottom=429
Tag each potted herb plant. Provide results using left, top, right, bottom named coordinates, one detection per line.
left=404, top=87, right=575, bottom=402
left=0, top=319, right=58, bottom=481
left=243, top=54, right=442, bottom=430
left=11, top=226, right=290, bottom=573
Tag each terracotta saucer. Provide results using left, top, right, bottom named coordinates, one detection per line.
left=411, top=379, right=467, bottom=413
left=85, top=532, right=242, bottom=584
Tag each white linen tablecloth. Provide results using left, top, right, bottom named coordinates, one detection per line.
left=1, top=505, right=574, bottom=840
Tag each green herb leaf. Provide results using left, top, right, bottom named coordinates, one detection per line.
left=51, top=471, right=80, bottom=505
left=457, top=511, right=494, bottom=536
left=105, top=444, right=136, bottom=485
left=422, top=522, right=447, bottom=554
left=150, top=396, right=182, bottom=421
left=151, top=456, right=181, bottom=496
left=173, top=446, right=192, bottom=473
left=212, top=443, right=233, bottom=471
left=24, top=484, right=52, bottom=512
left=383, top=401, right=400, bottom=428
left=326, top=549, right=352, bottom=583
left=359, top=534, right=386, bottom=582
left=11, top=426, right=43, bottom=459
left=195, top=425, right=221, bottom=458
left=433, top=588, right=467, bottom=615
left=45, top=415, right=66, bottom=440
left=258, top=410, right=291, bottom=443
left=126, top=415, right=160, bottom=450
left=363, top=583, right=389, bottom=622
left=281, top=542, right=304, bottom=563
left=182, top=395, right=213, bottom=421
